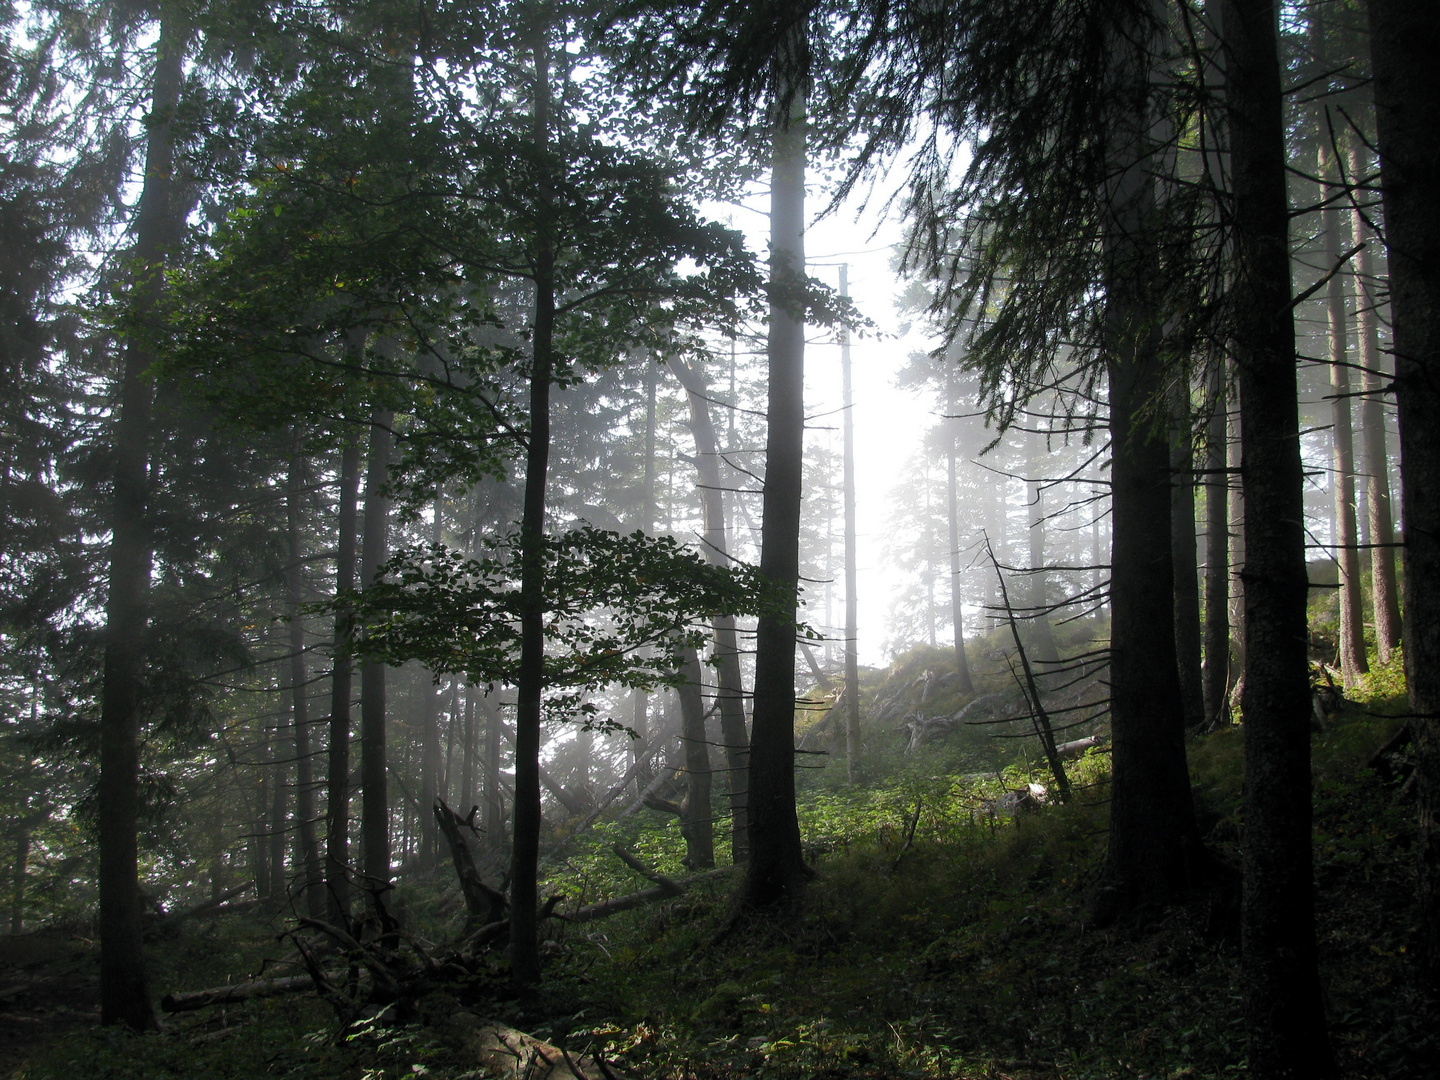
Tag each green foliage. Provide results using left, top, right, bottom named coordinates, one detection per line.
left=346, top=527, right=786, bottom=725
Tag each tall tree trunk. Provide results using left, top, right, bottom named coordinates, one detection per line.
left=418, top=495, right=443, bottom=868
left=1171, top=387, right=1206, bottom=729
left=944, top=366, right=975, bottom=699
left=1094, top=23, right=1207, bottom=921
left=509, top=29, right=556, bottom=986
left=483, top=690, right=503, bottom=848
left=268, top=717, right=287, bottom=900
left=1366, top=0, right=1440, bottom=991
left=670, top=354, right=749, bottom=862
left=98, top=9, right=185, bottom=1029
left=1318, top=133, right=1367, bottom=686
left=10, top=828, right=29, bottom=935
left=326, top=431, right=361, bottom=924
left=286, top=440, right=324, bottom=918
left=1347, top=141, right=1401, bottom=664
left=1221, top=0, right=1335, bottom=1071
left=677, top=646, right=715, bottom=870
left=360, top=410, right=393, bottom=895
left=1227, top=397, right=1246, bottom=704
left=460, top=684, right=476, bottom=814
left=841, top=266, right=871, bottom=781
left=1202, top=372, right=1232, bottom=726
left=630, top=349, right=660, bottom=793
left=741, top=31, right=811, bottom=910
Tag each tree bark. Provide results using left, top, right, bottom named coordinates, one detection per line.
left=1227, top=394, right=1246, bottom=704
left=670, top=353, right=750, bottom=862
left=326, top=431, right=361, bottom=924
left=1171, top=387, right=1206, bottom=729
left=944, top=365, right=975, bottom=699
left=1221, top=0, right=1335, bottom=1071
left=842, top=266, right=871, bottom=783
left=360, top=410, right=393, bottom=895
left=419, top=496, right=444, bottom=868
left=1347, top=140, right=1401, bottom=664
left=98, top=8, right=186, bottom=1029
left=1366, top=0, right=1440, bottom=991
left=1202, top=371, right=1232, bottom=727
left=10, top=828, right=29, bottom=935
left=677, top=647, right=715, bottom=869
left=741, top=30, right=811, bottom=910
left=1094, top=19, right=1207, bottom=920
left=268, top=707, right=287, bottom=900
left=1317, top=131, right=1367, bottom=685
left=286, top=440, right=324, bottom=918
left=509, top=29, right=556, bottom=986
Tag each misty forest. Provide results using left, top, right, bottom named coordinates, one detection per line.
left=1, top=0, right=1437, bottom=1077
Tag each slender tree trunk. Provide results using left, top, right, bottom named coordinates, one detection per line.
left=1347, top=141, right=1401, bottom=664
left=97, top=6, right=186, bottom=1032
left=1227, top=397, right=1246, bottom=703
left=1366, top=0, right=1440, bottom=991
left=418, top=495, right=443, bottom=868
left=670, top=354, right=749, bottom=862
left=253, top=765, right=270, bottom=899
left=286, top=440, right=324, bottom=918
left=1202, top=372, right=1232, bottom=726
left=630, top=349, right=660, bottom=792
left=326, top=432, right=361, bottom=924
left=509, top=30, right=556, bottom=986
left=741, top=34, right=811, bottom=910
left=1171, top=386, right=1206, bottom=729
left=10, top=828, right=29, bottom=935
left=360, top=410, right=393, bottom=895
left=677, top=647, right=715, bottom=870
left=483, top=690, right=503, bottom=848
left=841, top=266, right=870, bottom=781
left=460, top=684, right=476, bottom=813
left=443, top=679, right=459, bottom=806
left=268, top=708, right=287, bottom=899
left=1318, top=135, right=1367, bottom=685
left=1095, top=27, right=1207, bottom=920
left=944, top=367, right=975, bottom=699
left=1221, top=0, right=1335, bottom=1071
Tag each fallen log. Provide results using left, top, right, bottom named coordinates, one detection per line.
left=560, top=868, right=732, bottom=924
left=161, top=974, right=319, bottom=1012
left=1055, top=734, right=1106, bottom=760
left=443, top=1012, right=634, bottom=1080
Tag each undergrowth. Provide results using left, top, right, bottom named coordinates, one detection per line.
left=9, top=655, right=1434, bottom=1080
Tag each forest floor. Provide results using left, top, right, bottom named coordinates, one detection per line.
left=3, top=653, right=1435, bottom=1079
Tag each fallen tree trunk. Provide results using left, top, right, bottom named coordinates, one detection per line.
left=1055, top=734, right=1106, bottom=760
left=443, top=1012, right=634, bottom=1080
left=575, top=717, right=684, bottom=833
left=161, top=974, right=320, bottom=1012
left=561, top=868, right=733, bottom=924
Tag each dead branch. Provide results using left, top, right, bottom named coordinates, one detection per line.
left=433, top=797, right=507, bottom=927
left=161, top=975, right=319, bottom=1013
left=986, top=537, right=1072, bottom=803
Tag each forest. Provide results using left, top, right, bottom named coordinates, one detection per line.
left=0, top=0, right=1436, bottom=1077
